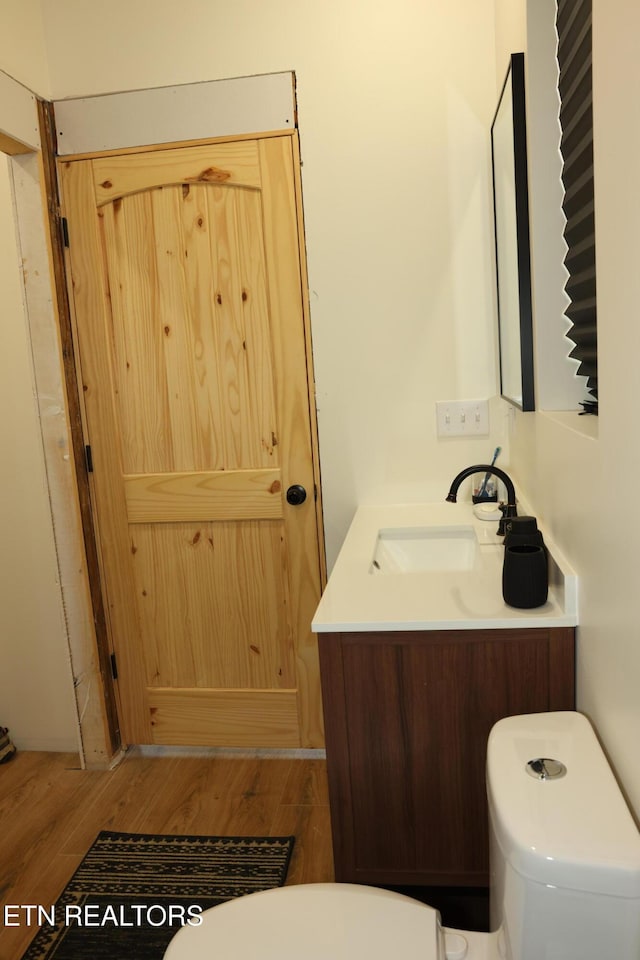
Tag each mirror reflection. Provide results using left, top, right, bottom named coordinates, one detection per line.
left=491, top=52, right=535, bottom=411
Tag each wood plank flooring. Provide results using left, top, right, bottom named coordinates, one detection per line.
left=0, top=750, right=334, bottom=960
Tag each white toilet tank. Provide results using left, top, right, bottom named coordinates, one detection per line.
left=487, top=712, right=640, bottom=960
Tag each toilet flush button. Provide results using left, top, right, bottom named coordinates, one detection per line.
left=526, top=758, right=567, bottom=780
left=444, top=932, right=468, bottom=960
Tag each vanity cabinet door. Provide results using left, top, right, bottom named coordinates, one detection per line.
left=319, top=627, right=575, bottom=887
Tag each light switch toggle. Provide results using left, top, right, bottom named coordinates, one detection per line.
left=436, top=400, right=489, bottom=436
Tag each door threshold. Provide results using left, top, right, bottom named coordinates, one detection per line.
left=128, top=745, right=327, bottom=759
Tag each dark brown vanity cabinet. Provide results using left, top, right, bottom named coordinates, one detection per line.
left=318, top=627, right=575, bottom=887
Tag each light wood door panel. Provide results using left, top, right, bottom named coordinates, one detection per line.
left=101, top=178, right=277, bottom=474
left=147, top=689, right=300, bottom=747
left=60, top=134, right=323, bottom=747
left=124, top=468, right=283, bottom=523
left=132, top=520, right=293, bottom=689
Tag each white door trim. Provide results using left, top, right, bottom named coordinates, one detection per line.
left=54, top=72, right=295, bottom=156
left=1, top=71, right=111, bottom=764
left=0, top=67, right=40, bottom=150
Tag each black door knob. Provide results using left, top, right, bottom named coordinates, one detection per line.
left=286, top=484, right=307, bottom=506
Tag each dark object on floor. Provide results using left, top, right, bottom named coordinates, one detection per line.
left=0, top=726, right=16, bottom=763
left=21, top=831, right=295, bottom=960
left=391, top=885, right=490, bottom=932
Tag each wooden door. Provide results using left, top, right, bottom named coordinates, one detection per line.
left=59, top=135, right=324, bottom=748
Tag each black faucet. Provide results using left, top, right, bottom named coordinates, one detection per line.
left=445, top=464, right=517, bottom=535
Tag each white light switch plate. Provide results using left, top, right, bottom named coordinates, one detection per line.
left=436, top=399, right=489, bottom=436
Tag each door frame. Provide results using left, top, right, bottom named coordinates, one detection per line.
left=4, top=72, right=324, bottom=766
left=44, top=79, right=325, bottom=759
left=39, top=100, right=122, bottom=760
left=0, top=71, right=118, bottom=766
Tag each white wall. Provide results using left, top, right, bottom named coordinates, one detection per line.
left=2, top=2, right=638, bottom=831
left=40, top=0, right=505, bottom=569
left=0, top=0, right=505, bottom=754
left=494, top=0, right=527, bottom=82
left=0, top=4, right=79, bottom=751
left=0, top=155, right=79, bottom=751
left=496, top=0, right=640, bottom=820
left=0, top=0, right=50, bottom=96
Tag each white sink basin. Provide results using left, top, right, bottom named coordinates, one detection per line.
left=371, top=525, right=478, bottom=574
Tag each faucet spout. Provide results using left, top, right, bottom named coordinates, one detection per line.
left=446, top=463, right=517, bottom=534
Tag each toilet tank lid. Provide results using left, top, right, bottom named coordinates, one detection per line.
left=487, top=712, right=640, bottom=899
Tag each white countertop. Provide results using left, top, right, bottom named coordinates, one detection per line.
left=312, top=502, right=578, bottom=633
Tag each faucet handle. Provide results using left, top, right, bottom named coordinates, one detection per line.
left=497, top=502, right=518, bottom=536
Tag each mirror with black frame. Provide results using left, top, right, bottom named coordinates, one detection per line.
left=491, top=52, right=535, bottom=411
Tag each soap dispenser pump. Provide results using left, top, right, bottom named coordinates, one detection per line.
left=502, top=516, right=548, bottom=609
left=503, top=516, right=545, bottom=549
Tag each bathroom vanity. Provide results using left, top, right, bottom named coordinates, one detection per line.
left=312, top=503, right=578, bottom=887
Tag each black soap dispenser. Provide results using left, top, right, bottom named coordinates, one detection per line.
left=502, top=516, right=548, bottom=609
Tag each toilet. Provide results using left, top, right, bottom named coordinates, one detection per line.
left=164, top=712, right=640, bottom=959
